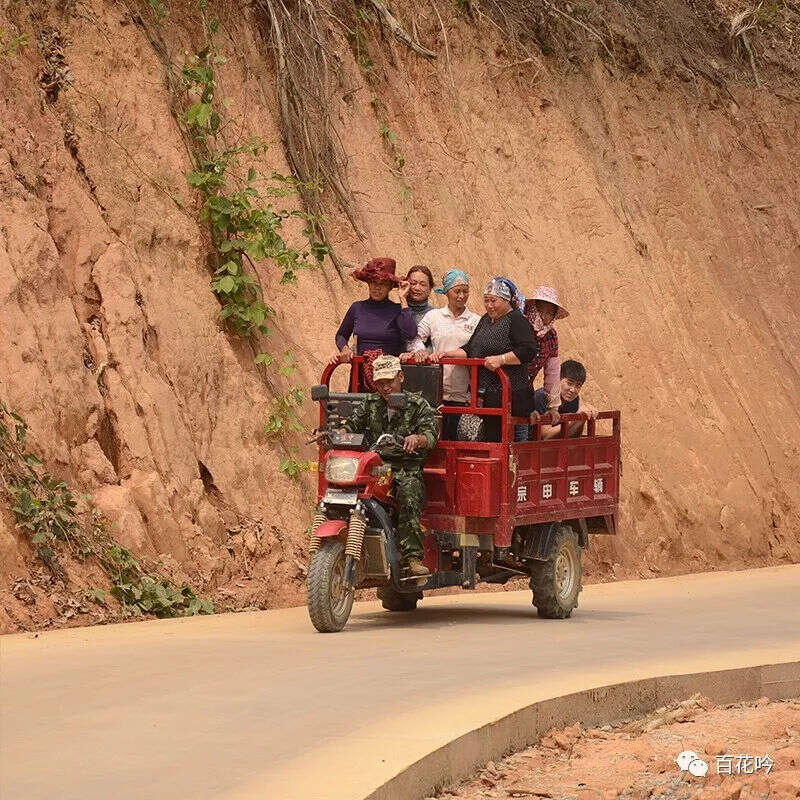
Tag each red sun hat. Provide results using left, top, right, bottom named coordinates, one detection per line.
left=351, top=257, right=401, bottom=285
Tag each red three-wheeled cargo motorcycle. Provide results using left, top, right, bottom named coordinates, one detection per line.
left=306, top=356, right=620, bottom=633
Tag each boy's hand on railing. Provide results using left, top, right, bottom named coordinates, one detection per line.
left=530, top=409, right=560, bottom=425
left=579, top=403, right=598, bottom=420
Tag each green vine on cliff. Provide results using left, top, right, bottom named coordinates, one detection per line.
left=181, top=22, right=326, bottom=474
left=182, top=24, right=329, bottom=338
left=0, top=402, right=213, bottom=618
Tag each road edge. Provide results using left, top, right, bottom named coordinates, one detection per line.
left=365, top=661, right=800, bottom=800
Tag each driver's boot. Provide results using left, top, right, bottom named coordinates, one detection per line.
left=405, top=556, right=430, bottom=578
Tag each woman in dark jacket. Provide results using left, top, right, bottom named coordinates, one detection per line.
left=330, top=257, right=417, bottom=363
left=438, top=277, right=538, bottom=441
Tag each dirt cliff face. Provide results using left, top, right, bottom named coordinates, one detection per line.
left=1, top=0, right=798, bottom=631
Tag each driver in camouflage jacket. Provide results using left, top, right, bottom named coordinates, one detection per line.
left=344, top=355, right=438, bottom=577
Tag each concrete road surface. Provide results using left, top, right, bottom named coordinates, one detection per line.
left=2, top=566, right=800, bottom=800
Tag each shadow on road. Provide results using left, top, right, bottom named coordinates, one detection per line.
left=347, top=605, right=640, bottom=632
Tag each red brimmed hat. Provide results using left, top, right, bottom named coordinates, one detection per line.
left=351, top=257, right=401, bottom=285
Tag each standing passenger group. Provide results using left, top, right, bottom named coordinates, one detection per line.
left=331, top=257, right=597, bottom=441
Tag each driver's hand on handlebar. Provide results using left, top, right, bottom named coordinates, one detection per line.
left=483, top=355, right=503, bottom=372
left=403, top=434, right=426, bottom=453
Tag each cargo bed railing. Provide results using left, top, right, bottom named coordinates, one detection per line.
left=321, top=356, right=521, bottom=443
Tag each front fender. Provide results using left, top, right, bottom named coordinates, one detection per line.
left=315, top=520, right=347, bottom=538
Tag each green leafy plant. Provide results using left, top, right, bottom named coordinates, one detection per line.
left=86, top=587, right=107, bottom=605
left=265, top=387, right=305, bottom=436
left=255, top=352, right=306, bottom=437
left=379, top=122, right=406, bottom=172
left=279, top=452, right=311, bottom=480
left=146, top=0, right=169, bottom=18
left=182, top=27, right=329, bottom=338
left=8, top=477, right=78, bottom=564
left=178, top=23, right=324, bottom=472
left=0, top=402, right=213, bottom=619
left=105, top=544, right=212, bottom=616
left=348, top=6, right=376, bottom=74
left=0, top=28, right=29, bottom=59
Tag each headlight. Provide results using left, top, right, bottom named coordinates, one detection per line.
left=325, top=456, right=360, bottom=483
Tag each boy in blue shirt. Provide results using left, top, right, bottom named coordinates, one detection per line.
left=532, top=359, right=597, bottom=439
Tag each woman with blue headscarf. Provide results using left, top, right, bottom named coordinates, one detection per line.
left=438, top=276, right=538, bottom=441
left=405, top=269, right=481, bottom=439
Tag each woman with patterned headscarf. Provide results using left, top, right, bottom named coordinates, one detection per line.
left=437, top=276, right=538, bottom=442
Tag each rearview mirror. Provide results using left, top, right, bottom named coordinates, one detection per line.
left=310, top=384, right=329, bottom=401
left=387, top=393, right=407, bottom=410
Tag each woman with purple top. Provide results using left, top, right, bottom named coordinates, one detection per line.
left=330, top=258, right=418, bottom=366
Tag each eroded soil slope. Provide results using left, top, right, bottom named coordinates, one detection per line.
left=1, top=0, right=799, bottom=630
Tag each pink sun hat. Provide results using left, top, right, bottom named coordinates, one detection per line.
left=524, top=285, right=570, bottom=320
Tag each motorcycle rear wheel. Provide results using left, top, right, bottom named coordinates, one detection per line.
left=529, top=525, right=582, bottom=619
left=307, top=539, right=354, bottom=633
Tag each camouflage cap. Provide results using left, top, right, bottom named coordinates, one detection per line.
left=371, top=354, right=402, bottom=381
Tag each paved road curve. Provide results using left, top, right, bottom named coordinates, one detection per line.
left=2, top=566, right=800, bottom=800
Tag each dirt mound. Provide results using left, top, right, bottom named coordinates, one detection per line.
left=1, top=0, right=799, bottom=631
left=438, top=695, right=800, bottom=799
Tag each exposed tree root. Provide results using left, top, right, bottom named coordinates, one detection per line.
left=257, top=0, right=361, bottom=276
left=368, top=0, right=437, bottom=58
left=730, top=6, right=763, bottom=88
left=542, top=0, right=614, bottom=63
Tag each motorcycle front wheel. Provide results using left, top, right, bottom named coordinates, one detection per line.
left=307, top=539, right=354, bottom=632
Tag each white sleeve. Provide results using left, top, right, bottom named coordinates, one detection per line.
left=407, top=310, right=434, bottom=351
